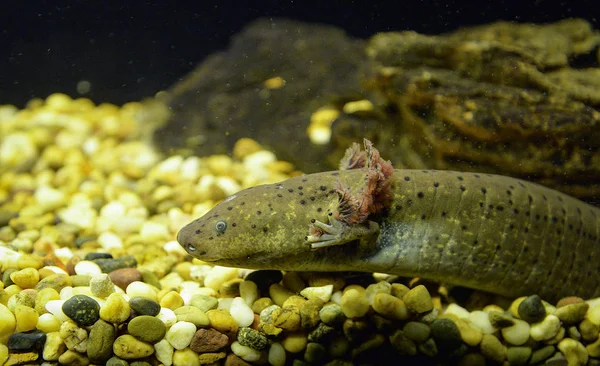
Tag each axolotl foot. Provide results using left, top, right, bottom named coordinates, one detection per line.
left=306, top=214, right=380, bottom=249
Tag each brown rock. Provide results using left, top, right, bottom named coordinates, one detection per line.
left=190, top=328, right=229, bottom=353
left=556, top=296, right=584, bottom=308
left=109, top=268, right=142, bottom=291
left=42, top=252, right=68, bottom=273
left=224, top=353, right=252, bottom=366
left=65, top=255, right=81, bottom=275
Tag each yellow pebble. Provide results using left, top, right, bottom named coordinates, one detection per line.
left=0, top=344, right=7, bottom=365
left=36, top=313, right=61, bottom=333
left=100, top=293, right=131, bottom=324
left=282, top=331, right=308, bottom=353
left=0, top=303, right=16, bottom=344
left=14, top=305, right=38, bottom=332
left=159, top=291, right=184, bottom=310
left=173, top=348, right=201, bottom=366
left=10, top=268, right=40, bottom=289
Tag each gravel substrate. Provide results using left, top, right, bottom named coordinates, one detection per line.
left=1, top=94, right=600, bottom=365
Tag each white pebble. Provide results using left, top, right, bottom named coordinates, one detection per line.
left=268, top=342, right=286, bottom=366
left=97, top=232, right=123, bottom=250
left=40, top=266, right=68, bottom=276
left=469, top=310, right=496, bottom=334
left=154, top=339, right=174, bottom=366
left=300, top=284, right=334, bottom=303
left=157, top=307, right=177, bottom=328
left=126, top=281, right=158, bottom=301
left=230, top=297, right=255, bottom=327
left=58, top=202, right=96, bottom=230
left=244, top=150, right=277, bottom=168
left=35, top=185, right=66, bottom=211
left=140, top=222, right=169, bottom=239
left=445, top=303, right=470, bottom=319
left=163, top=240, right=188, bottom=256
left=330, top=291, right=343, bottom=304
left=203, top=266, right=239, bottom=290
left=215, top=177, right=241, bottom=196
left=231, top=341, right=262, bottom=362
left=240, top=281, right=259, bottom=306
left=0, top=132, right=37, bottom=169
left=59, top=287, right=74, bottom=300
left=165, top=321, right=197, bottom=350
left=44, top=300, right=69, bottom=322
left=530, top=314, right=561, bottom=341
left=501, top=319, right=531, bottom=345
left=53, top=247, right=73, bottom=264
left=180, top=157, right=202, bottom=181
left=74, top=260, right=102, bottom=276
left=218, top=298, right=234, bottom=311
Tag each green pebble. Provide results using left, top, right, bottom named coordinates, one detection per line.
left=457, top=353, right=486, bottom=366
left=507, top=346, right=532, bottom=365
left=308, top=323, right=336, bottom=343
left=555, top=302, right=589, bottom=324
left=139, top=270, right=162, bottom=290
left=370, top=313, right=394, bottom=333
left=403, top=321, right=430, bottom=343
left=106, top=356, right=130, bottom=366
left=7, top=292, right=35, bottom=312
left=174, top=306, right=209, bottom=327
left=35, top=274, right=70, bottom=292
left=93, top=255, right=137, bottom=273
left=70, top=275, right=92, bottom=287
left=189, top=294, right=218, bottom=313
left=529, top=345, right=555, bottom=364
left=87, top=319, right=116, bottom=364
left=488, top=311, right=515, bottom=328
left=480, top=334, right=506, bottom=363
left=327, top=335, right=350, bottom=359
left=304, top=342, right=326, bottom=363
left=237, top=327, right=268, bottom=351
left=62, top=294, right=100, bottom=326
left=130, top=362, right=152, bottom=366
left=517, top=295, right=545, bottom=323
left=300, top=298, right=324, bottom=329
left=2, top=269, right=17, bottom=287
left=430, top=318, right=462, bottom=351
left=319, top=303, right=346, bottom=326
left=390, top=329, right=417, bottom=356
left=127, top=315, right=166, bottom=343
left=128, top=297, right=160, bottom=316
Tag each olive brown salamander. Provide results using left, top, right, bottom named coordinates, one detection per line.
left=178, top=140, right=600, bottom=301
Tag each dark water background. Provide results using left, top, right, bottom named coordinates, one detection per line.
left=1, top=0, right=598, bottom=107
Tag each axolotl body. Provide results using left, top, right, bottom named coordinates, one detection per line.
left=177, top=140, right=600, bottom=301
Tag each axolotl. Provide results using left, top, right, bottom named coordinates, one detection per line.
left=177, top=140, right=600, bottom=301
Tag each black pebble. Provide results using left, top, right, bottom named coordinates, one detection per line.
left=129, top=296, right=161, bottom=316
left=62, top=294, right=101, bottom=326
left=430, top=318, right=462, bottom=351
left=84, top=252, right=113, bottom=261
left=7, top=330, right=46, bottom=352
left=518, top=294, right=546, bottom=323
left=93, top=255, right=137, bottom=273
left=245, top=270, right=283, bottom=295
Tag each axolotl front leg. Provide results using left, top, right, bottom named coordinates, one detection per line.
left=306, top=213, right=380, bottom=249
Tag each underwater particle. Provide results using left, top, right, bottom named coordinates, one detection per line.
left=264, top=76, right=286, bottom=89
left=76, top=80, right=91, bottom=95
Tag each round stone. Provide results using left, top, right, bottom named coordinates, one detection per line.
left=206, top=310, right=239, bottom=338
left=430, top=318, right=462, bottom=351
left=529, top=314, right=561, bottom=341
left=554, top=302, right=589, bottom=324
left=488, top=311, right=515, bottom=329
left=174, top=306, right=209, bottom=328
left=517, top=295, right=545, bottom=323
left=304, top=342, right=326, bottom=363
left=165, top=321, right=197, bottom=350
left=480, top=334, right=506, bottom=363
left=558, top=338, right=588, bottom=366
left=319, top=303, right=346, bottom=326
left=390, top=330, right=417, bottom=356
left=128, top=315, right=167, bottom=343
left=99, top=293, right=130, bottom=324
left=507, top=346, right=532, bottom=365
left=501, top=319, right=530, bottom=346
left=62, top=294, right=100, bottom=326
left=237, top=327, right=268, bottom=351
left=529, top=345, right=555, bottom=364
left=403, top=321, right=430, bottom=343
left=129, top=296, right=161, bottom=316
left=109, top=268, right=142, bottom=291
left=340, top=289, right=369, bottom=318
left=113, top=335, right=154, bottom=360
left=372, top=293, right=408, bottom=320
left=189, top=294, right=218, bottom=313
left=89, top=274, right=115, bottom=298
left=87, top=319, right=116, bottom=364
left=403, top=285, right=433, bottom=313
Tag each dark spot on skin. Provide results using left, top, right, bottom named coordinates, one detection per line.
left=552, top=216, right=558, bottom=223
left=461, top=225, right=467, bottom=230
left=460, top=185, right=466, bottom=192
left=481, top=188, right=487, bottom=194
left=317, top=208, right=322, bottom=212
left=240, top=202, right=245, bottom=205
left=542, top=195, right=547, bottom=201
left=568, top=224, right=573, bottom=230
left=528, top=195, right=533, bottom=204
left=421, top=215, right=426, bottom=220
left=441, top=211, right=447, bottom=217
left=543, top=216, right=548, bottom=222
left=195, top=229, right=201, bottom=234
left=508, top=200, right=513, bottom=205
left=277, top=194, right=282, bottom=198
left=310, top=197, right=315, bottom=201
left=488, top=204, right=494, bottom=209
left=288, top=189, right=294, bottom=193
left=252, top=224, right=256, bottom=229
left=300, top=200, right=306, bottom=205
left=263, top=227, right=268, bottom=233
left=310, top=219, right=315, bottom=223
left=535, top=214, right=540, bottom=220
left=474, top=174, right=480, bottom=178
left=256, top=211, right=262, bottom=215
left=457, top=176, right=463, bottom=181
left=479, top=202, right=484, bottom=208
left=331, top=172, right=339, bottom=176
left=329, top=190, right=336, bottom=194
left=509, top=224, right=515, bottom=229
left=209, top=237, right=213, bottom=240
left=506, top=190, right=511, bottom=196
left=577, top=207, right=582, bottom=214
left=404, top=176, right=410, bottom=181
left=395, top=205, right=402, bottom=211
left=227, top=207, right=233, bottom=211
left=513, top=208, right=519, bottom=215
left=433, top=182, right=439, bottom=188
left=496, top=206, right=504, bottom=211
left=320, top=186, right=327, bottom=191
left=495, top=245, right=501, bottom=252
left=232, top=223, right=236, bottom=227
left=524, top=227, right=529, bottom=233
left=473, top=240, right=478, bottom=245
left=298, top=186, right=303, bottom=190
left=523, top=246, right=529, bottom=253
left=557, top=196, right=563, bottom=202
left=302, top=178, right=308, bottom=182
left=417, top=192, right=424, bottom=198
left=298, top=192, right=303, bottom=196
left=328, top=212, right=333, bottom=216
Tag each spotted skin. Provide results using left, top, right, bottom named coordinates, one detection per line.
left=177, top=169, right=600, bottom=301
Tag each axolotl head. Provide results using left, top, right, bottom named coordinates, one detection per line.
left=176, top=172, right=345, bottom=270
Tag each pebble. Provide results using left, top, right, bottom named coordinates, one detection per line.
left=90, top=273, right=115, bottom=298
left=153, top=339, right=174, bottom=366
left=190, top=293, right=219, bottom=312
left=99, top=292, right=131, bottom=323
left=269, top=283, right=295, bottom=306
left=207, top=309, right=240, bottom=338
left=469, top=310, right=495, bottom=334
left=480, top=334, right=506, bottom=363
left=580, top=319, right=599, bottom=342
left=128, top=315, right=167, bottom=343
left=245, top=270, right=283, bottom=294
left=165, top=321, right=197, bottom=349
left=70, top=274, right=92, bottom=287
left=340, top=289, right=370, bottom=318
left=74, top=260, right=103, bottom=276
left=555, top=302, right=589, bottom=324
left=113, top=334, right=155, bottom=359
left=319, top=303, right=346, bottom=326
left=455, top=318, right=483, bottom=346
left=530, top=314, right=561, bottom=341
left=59, top=320, right=88, bottom=353
left=58, top=349, right=90, bottom=365
left=174, top=305, right=210, bottom=327
left=190, top=328, right=229, bottom=353
left=230, top=296, right=255, bottom=327
left=9, top=268, right=39, bottom=289
left=126, top=281, right=158, bottom=301
left=300, top=298, right=324, bottom=328
left=62, top=294, right=100, bottom=326
left=36, top=313, right=61, bottom=333
left=272, top=305, right=302, bottom=332
left=239, top=280, right=259, bottom=306
left=87, top=319, right=116, bottom=363
left=390, top=330, right=417, bottom=356
left=402, top=321, right=430, bottom=343
left=507, top=346, right=532, bottom=365
left=501, top=319, right=530, bottom=346
left=157, top=307, right=177, bottom=328
left=109, top=268, right=142, bottom=291
left=488, top=310, right=515, bottom=328
left=431, top=318, right=462, bottom=351
left=84, top=252, right=113, bottom=261
left=204, top=266, right=239, bottom=290
left=7, top=330, right=46, bottom=352
left=445, top=303, right=470, bottom=319
left=35, top=273, right=71, bottom=292
left=282, top=331, right=308, bottom=353
left=517, top=294, right=545, bottom=323
left=106, top=356, right=130, bottom=366
left=558, top=338, right=588, bottom=366
left=44, top=299, right=70, bottom=322
left=304, top=342, right=326, bottom=363
left=173, top=348, right=202, bottom=366
left=403, top=285, right=433, bottom=313
left=42, top=331, right=65, bottom=361
left=129, top=296, right=161, bottom=316
left=372, top=292, right=408, bottom=320
left=14, top=305, right=38, bottom=333
left=231, top=341, right=262, bottom=362
left=268, top=342, right=286, bottom=366
left=300, top=284, right=333, bottom=302
left=238, top=327, right=269, bottom=351
left=94, top=255, right=137, bottom=273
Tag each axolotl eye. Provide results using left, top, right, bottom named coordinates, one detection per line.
left=215, top=220, right=227, bottom=233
